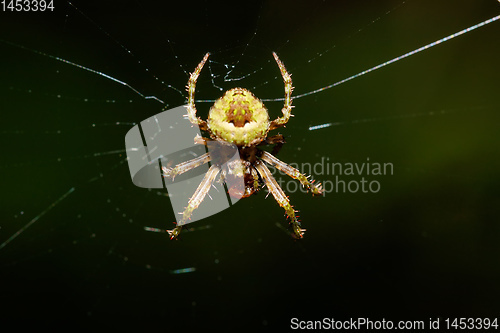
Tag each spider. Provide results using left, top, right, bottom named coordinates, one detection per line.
left=162, top=52, right=323, bottom=240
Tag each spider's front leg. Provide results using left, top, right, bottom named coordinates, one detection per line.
left=270, top=52, right=294, bottom=131
left=255, top=162, right=305, bottom=239
left=186, top=53, right=210, bottom=131
left=260, top=151, right=323, bottom=195
left=167, top=164, right=221, bottom=240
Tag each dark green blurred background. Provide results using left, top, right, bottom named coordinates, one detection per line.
left=1, top=0, right=499, bottom=330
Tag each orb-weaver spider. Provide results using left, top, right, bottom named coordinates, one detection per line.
left=163, top=52, right=322, bottom=239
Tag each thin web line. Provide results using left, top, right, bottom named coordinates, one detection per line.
left=266, top=14, right=500, bottom=104
left=0, top=39, right=165, bottom=104
left=0, top=187, right=76, bottom=250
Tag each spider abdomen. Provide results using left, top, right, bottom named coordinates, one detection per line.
left=208, top=88, right=270, bottom=147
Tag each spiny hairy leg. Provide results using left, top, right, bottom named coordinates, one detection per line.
left=270, top=52, right=294, bottom=130
left=167, top=164, right=221, bottom=240
left=186, top=53, right=209, bottom=130
left=162, top=152, right=211, bottom=180
left=251, top=167, right=260, bottom=192
left=260, top=151, right=323, bottom=195
left=255, top=162, right=305, bottom=239
left=193, top=133, right=213, bottom=146
left=167, top=225, right=183, bottom=240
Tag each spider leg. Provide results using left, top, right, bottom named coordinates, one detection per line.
left=162, top=152, right=211, bottom=180
left=270, top=52, right=294, bottom=131
left=260, top=151, right=323, bottom=195
left=167, top=164, right=221, bottom=240
left=254, top=161, right=305, bottom=239
left=194, top=133, right=213, bottom=146
left=258, top=134, right=286, bottom=156
left=250, top=166, right=261, bottom=191
left=186, top=53, right=210, bottom=131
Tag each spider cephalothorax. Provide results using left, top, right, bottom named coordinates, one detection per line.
left=163, top=52, right=322, bottom=240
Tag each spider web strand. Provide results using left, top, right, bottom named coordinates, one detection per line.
left=0, top=39, right=165, bottom=104
left=265, top=14, right=500, bottom=102
left=0, top=187, right=76, bottom=250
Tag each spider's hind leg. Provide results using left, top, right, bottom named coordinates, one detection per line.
left=167, top=164, right=221, bottom=240
left=260, top=151, right=323, bottom=195
left=255, top=162, right=305, bottom=239
left=162, top=152, right=211, bottom=180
